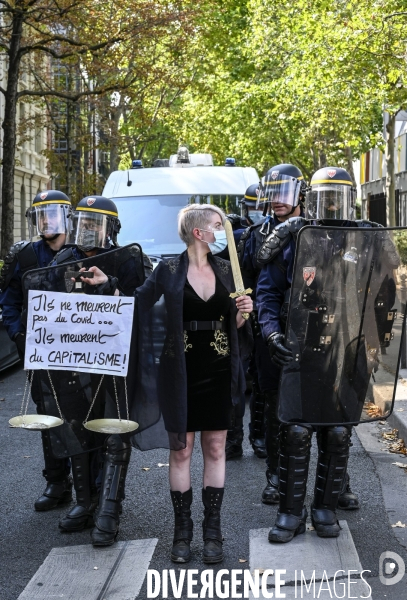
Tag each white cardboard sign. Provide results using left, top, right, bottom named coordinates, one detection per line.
left=24, top=290, right=134, bottom=376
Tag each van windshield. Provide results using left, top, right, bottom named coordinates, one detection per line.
left=114, top=194, right=243, bottom=256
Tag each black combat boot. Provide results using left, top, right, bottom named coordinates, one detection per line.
left=91, top=435, right=131, bottom=546
left=262, top=470, right=279, bottom=505
left=225, top=417, right=244, bottom=460
left=59, top=452, right=98, bottom=532
left=249, top=381, right=267, bottom=458
left=34, top=431, right=72, bottom=511
left=268, top=425, right=312, bottom=543
left=262, top=390, right=280, bottom=504
left=170, top=488, right=193, bottom=563
left=311, top=426, right=351, bottom=538
left=202, top=487, right=224, bottom=564
left=338, top=472, right=360, bottom=510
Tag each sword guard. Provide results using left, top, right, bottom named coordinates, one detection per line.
left=230, top=288, right=252, bottom=320
left=229, top=288, right=252, bottom=299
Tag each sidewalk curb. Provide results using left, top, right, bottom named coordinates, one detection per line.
left=388, top=398, right=407, bottom=442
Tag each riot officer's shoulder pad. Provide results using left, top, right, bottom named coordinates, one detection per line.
left=257, top=230, right=283, bottom=265
left=143, top=253, right=153, bottom=273
left=237, top=226, right=252, bottom=262
left=0, top=241, right=32, bottom=290
left=54, top=247, right=76, bottom=265
left=286, top=216, right=308, bottom=233
left=7, top=240, right=30, bottom=259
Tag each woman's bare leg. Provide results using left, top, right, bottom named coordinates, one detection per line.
left=169, top=432, right=195, bottom=492
left=201, top=430, right=227, bottom=488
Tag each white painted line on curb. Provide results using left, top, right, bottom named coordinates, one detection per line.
left=18, top=538, right=158, bottom=600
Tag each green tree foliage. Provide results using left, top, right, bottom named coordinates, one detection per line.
left=158, top=0, right=407, bottom=180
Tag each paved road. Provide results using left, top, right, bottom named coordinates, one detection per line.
left=2, top=364, right=407, bottom=599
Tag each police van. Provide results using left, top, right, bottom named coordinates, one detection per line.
left=102, top=148, right=259, bottom=262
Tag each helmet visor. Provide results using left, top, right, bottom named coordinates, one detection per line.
left=257, top=173, right=301, bottom=209
left=305, top=184, right=356, bottom=220
left=27, top=203, right=70, bottom=239
left=68, top=212, right=112, bottom=249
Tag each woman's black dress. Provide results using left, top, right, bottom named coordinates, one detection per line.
left=183, top=277, right=232, bottom=432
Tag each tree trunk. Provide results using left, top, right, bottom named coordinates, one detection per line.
left=1, top=12, right=24, bottom=256
left=385, top=111, right=398, bottom=227
left=344, top=146, right=357, bottom=187
left=109, top=105, right=122, bottom=173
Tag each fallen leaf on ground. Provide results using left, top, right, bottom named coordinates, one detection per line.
left=93, top=566, right=98, bottom=570
left=396, top=409, right=405, bottom=412
left=308, top=526, right=315, bottom=531
left=0, top=398, right=5, bottom=401
left=239, top=559, right=247, bottom=563
left=157, top=463, right=169, bottom=467
left=253, top=569, right=265, bottom=575
left=379, top=420, right=387, bottom=424
left=392, top=462, right=407, bottom=471
left=389, top=440, right=407, bottom=455
left=141, top=467, right=150, bottom=471
left=364, top=402, right=383, bottom=417
left=392, top=521, right=406, bottom=528
left=382, top=429, right=399, bottom=440
left=23, top=456, right=31, bottom=458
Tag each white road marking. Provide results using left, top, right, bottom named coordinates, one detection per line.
left=249, top=521, right=372, bottom=598
left=18, top=539, right=158, bottom=600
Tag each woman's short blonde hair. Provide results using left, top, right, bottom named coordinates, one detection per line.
left=178, top=204, right=226, bottom=246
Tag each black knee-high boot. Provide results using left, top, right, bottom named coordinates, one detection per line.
left=170, top=488, right=193, bottom=563
left=262, top=390, right=280, bottom=504
left=91, top=435, right=131, bottom=546
left=202, top=487, right=224, bottom=564
left=268, top=424, right=312, bottom=543
left=59, top=452, right=98, bottom=532
left=34, top=430, right=72, bottom=511
left=312, top=426, right=351, bottom=538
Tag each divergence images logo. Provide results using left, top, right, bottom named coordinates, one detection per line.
left=379, top=551, right=405, bottom=586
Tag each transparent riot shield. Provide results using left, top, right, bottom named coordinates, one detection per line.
left=20, top=244, right=143, bottom=456
left=279, top=226, right=407, bottom=425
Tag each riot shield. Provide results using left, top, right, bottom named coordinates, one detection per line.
left=21, top=244, right=142, bottom=457
left=279, top=226, right=407, bottom=426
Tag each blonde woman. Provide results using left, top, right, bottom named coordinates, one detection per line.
left=132, top=204, right=253, bottom=564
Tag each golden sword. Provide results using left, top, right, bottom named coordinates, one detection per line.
left=224, top=219, right=252, bottom=320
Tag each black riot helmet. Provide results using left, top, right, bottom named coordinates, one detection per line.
left=26, top=190, right=72, bottom=241
left=68, top=196, right=121, bottom=251
left=240, top=183, right=265, bottom=225
left=306, top=167, right=356, bottom=221
left=257, top=164, right=307, bottom=216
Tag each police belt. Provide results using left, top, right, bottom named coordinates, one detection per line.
left=183, top=320, right=225, bottom=331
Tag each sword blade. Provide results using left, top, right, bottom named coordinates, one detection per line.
left=224, top=220, right=245, bottom=293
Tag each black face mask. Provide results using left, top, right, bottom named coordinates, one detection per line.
left=77, top=229, right=99, bottom=252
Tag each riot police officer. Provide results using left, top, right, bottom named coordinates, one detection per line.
left=50, top=195, right=152, bottom=546
left=257, top=167, right=364, bottom=543
left=244, top=170, right=305, bottom=497
left=0, top=190, right=73, bottom=511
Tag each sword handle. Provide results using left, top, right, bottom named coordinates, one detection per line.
left=242, top=312, right=250, bottom=320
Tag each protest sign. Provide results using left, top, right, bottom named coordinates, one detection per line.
left=24, top=290, right=134, bottom=376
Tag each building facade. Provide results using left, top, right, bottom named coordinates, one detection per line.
left=360, top=119, right=407, bottom=226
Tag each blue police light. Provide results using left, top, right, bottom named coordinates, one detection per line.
left=131, top=159, right=143, bottom=169
left=225, top=157, right=236, bottom=166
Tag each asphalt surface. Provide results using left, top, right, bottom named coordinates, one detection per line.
left=2, top=364, right=407, bottom=599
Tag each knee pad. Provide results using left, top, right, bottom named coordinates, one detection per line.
left=319, top=426, right=351, bottom=455
left=280, top=424, right=313, bottom=455
left=105, top=434, right=132, bottom=458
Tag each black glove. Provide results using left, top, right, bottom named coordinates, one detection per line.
left=93, top=275, right=119, bottom=296
left=14, top=332, right=26, bottom=359
left=267, top=332, right=293, bottom=367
